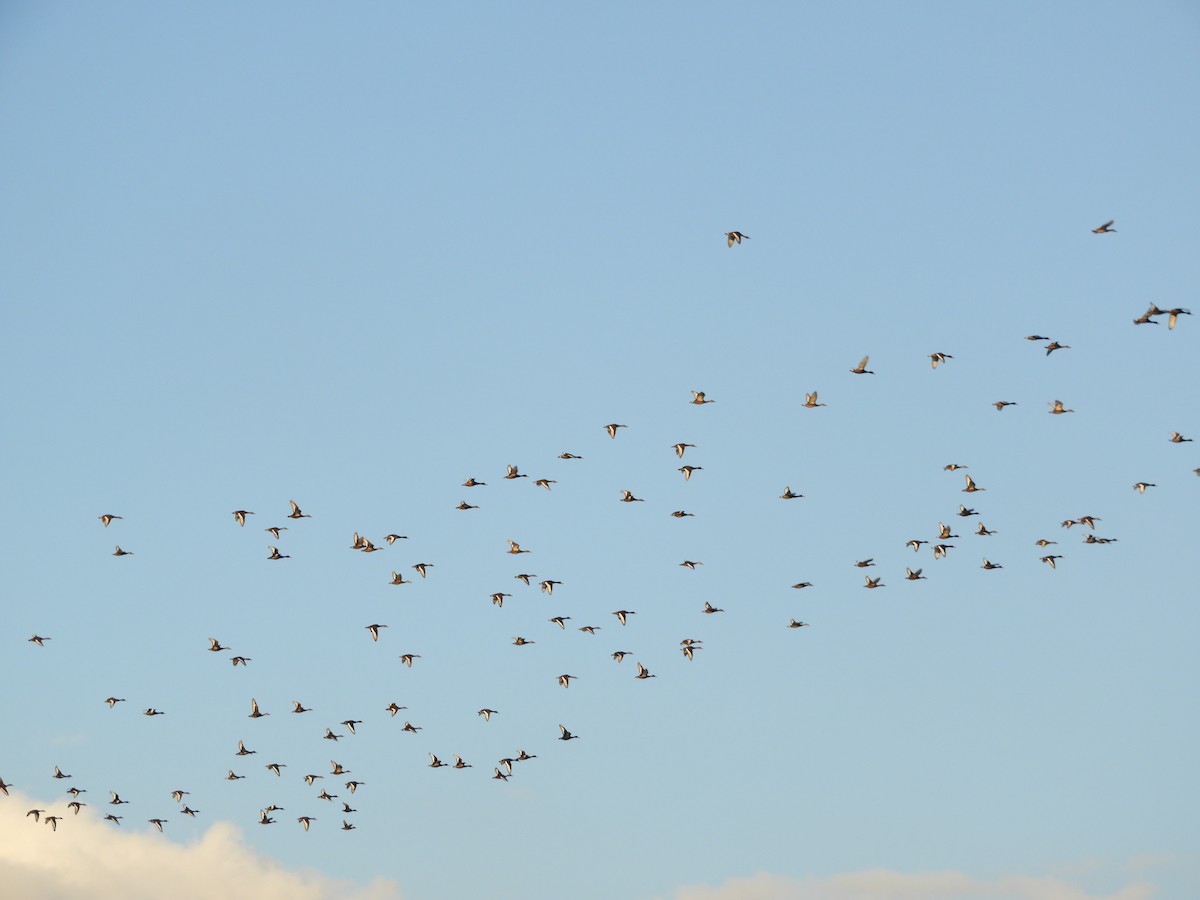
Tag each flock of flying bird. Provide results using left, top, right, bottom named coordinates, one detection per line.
left=4, top=223, right=1195, bottom=841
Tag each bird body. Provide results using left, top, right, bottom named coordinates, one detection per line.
left=850, top=356, right=874, bottom=375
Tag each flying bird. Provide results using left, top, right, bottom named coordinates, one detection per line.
left=232, top=510, right=254, bottom=526
left=1092, top=220, right=1116, bottom=233
left=725, top=231, right=749, bottom=247
left=1166, top=307, right=1191, bottom=329
left=850, top=356, right=874, bottom=375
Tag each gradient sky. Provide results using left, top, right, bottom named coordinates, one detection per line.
left=2, top=3, right=1198, bottom=899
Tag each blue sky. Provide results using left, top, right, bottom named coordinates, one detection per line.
left=1, top=3, right=1197, bottom=899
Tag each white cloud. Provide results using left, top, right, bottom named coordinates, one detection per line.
left=0, top=790, right=401, bottom=900
left=671, top=869, right=1156, bottom=900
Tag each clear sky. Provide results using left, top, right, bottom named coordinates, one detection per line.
left=1, top=3, right=1198, bottom=899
